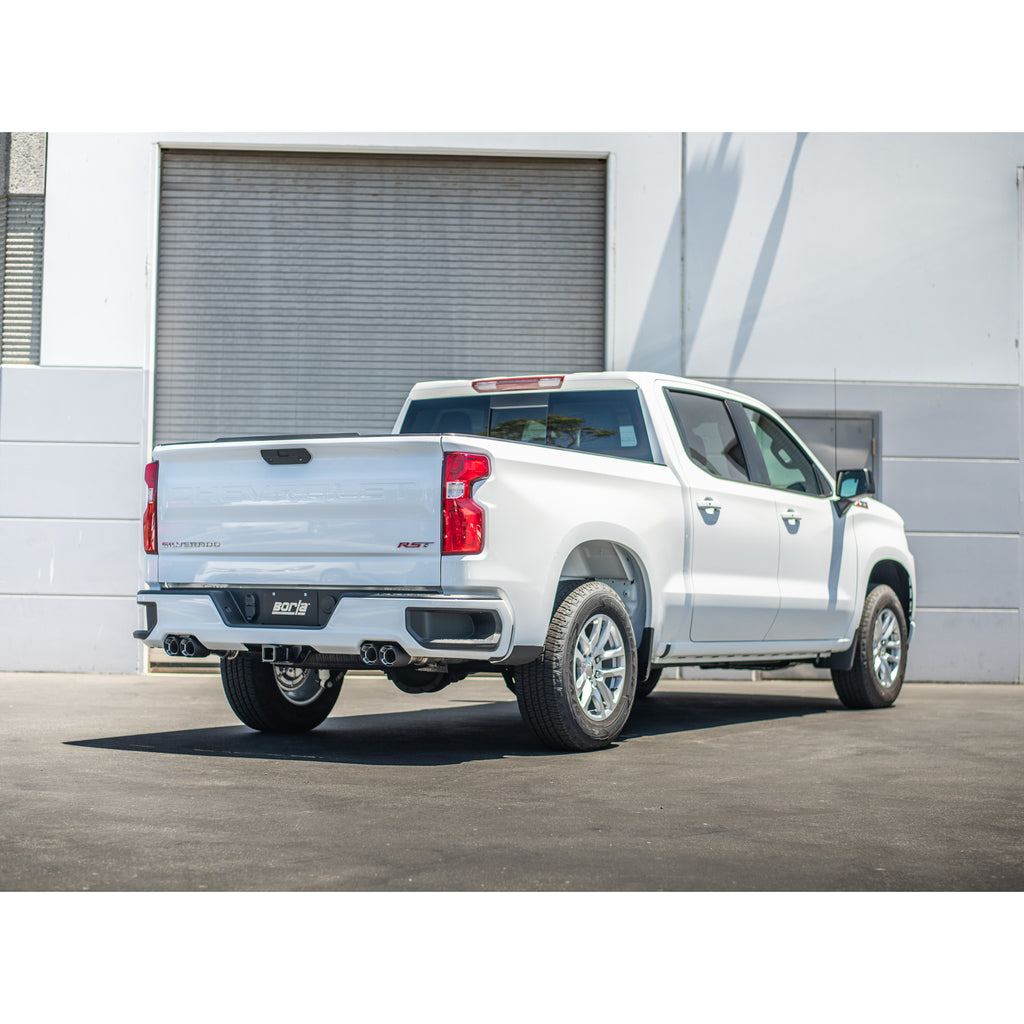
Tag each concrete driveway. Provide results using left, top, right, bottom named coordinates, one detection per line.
left=2, top=670, right=1021, bottom=890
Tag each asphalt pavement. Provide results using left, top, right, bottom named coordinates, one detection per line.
left=2, top=669, right=1022, bottom=890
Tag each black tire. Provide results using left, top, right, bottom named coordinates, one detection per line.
left=831, top=584, right=907, bottom=709
left=635, top=667, right=663, bottom=700
left=516, top=581, right=638, bottom=752
left=220, top=654, right=343, bottom=732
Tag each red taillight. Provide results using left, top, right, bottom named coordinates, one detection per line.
left=442, top=451, right=489, bottom=555
left=143, top=460, right=159, bottom=554
left=471, top=375, right=563, bottom=393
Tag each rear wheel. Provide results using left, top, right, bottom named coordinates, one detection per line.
left=516, top=581, right=637, bottom=751
left=221, top=654, right=344, bottom=732
left=831, top=584, right=907, bottom=709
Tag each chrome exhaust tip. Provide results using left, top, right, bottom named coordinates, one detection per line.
left=379, top=644, right=410, bottom=668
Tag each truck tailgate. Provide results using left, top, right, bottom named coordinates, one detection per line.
left=153, top=435, right=443, bottom=587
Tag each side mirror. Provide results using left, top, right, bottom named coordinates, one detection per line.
left=834, top=468, right=875, bottom=515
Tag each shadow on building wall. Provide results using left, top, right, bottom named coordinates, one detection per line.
left=682, top=132, right=810, bottom=382
left=632, top=198, right=684, bottom=372
left=683, top=133, right=742, bottom=371
left=728, top=131, right=808, bottom=380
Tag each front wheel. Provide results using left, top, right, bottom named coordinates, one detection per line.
left=221, top=654, right=344, bottom=732
left=831, top=584, right=907, bottom=709
left=516, top=581, right=637, bottom=751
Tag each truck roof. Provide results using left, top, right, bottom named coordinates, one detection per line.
left=405, top=371, right=756, bottom=405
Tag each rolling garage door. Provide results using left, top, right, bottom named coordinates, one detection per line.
left=153, top=149, right=607, bottom=445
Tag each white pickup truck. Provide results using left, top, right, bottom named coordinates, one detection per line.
left=135, top=371, right=915, bottom=752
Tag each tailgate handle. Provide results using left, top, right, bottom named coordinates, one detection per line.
left=261, top=448, right=311, bottom=465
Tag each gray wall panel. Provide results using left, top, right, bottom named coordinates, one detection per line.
left=882, top=459, right=1019, bottom=534
left=874, top=386, right=1019, bottom=459
left=0, top=595, right=139, bottom=672
left=0, top=443, right=141, bottom=519
left=0, top=520, right=140, bottom=596
left=907, top=534, right=1020, bottom=609
left=0, top=367, right=144, bottom=443
left=907, top=609, right=1020, bottom=682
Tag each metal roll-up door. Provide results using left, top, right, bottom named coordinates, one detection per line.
left=153, top=149, right=607, bottom=445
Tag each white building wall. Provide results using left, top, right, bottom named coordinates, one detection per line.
left=0, top=132, right=683, bottom=672
left=7, top=130, right=1020, bottom=681
left=684, top=132, right=1024, bottom=682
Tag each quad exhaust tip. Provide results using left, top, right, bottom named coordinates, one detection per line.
left=360, top=642, right=409, bottom=668
left=163, top=634, right=209, bottom=658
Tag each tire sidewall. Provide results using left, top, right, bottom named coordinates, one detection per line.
left=554, top=585, right=637, bottom=743
left=860, top=585, right=908, bottom=705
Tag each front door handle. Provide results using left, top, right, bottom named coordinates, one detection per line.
left=782, top=509, right=802, bottom=523
left=697, top=498, right=722, bottom=512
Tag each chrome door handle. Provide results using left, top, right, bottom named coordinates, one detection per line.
left=697, top=498, right=722, bottom=512
left=782, top=509, right=802, bottom=522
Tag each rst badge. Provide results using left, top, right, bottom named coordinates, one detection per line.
left=397, top=541, right=434, bottom=549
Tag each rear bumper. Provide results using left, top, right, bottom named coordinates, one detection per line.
left=135, top=588, right=516, bottom=663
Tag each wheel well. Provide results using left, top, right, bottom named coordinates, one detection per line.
left=556, top=541, right=648, bottom=644
left=867, top=560, right=913, bottom=623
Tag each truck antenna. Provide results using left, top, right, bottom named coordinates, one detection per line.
left=833, top=368, right=838, bottom=476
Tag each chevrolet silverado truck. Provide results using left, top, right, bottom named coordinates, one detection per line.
left=134, top=372, right=915, bottom=752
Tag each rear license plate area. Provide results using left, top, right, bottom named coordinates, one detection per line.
left=262, top=589, right=319, bottom=626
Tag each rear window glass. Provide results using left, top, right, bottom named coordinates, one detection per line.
left=399, top=389, right=654, bottom=463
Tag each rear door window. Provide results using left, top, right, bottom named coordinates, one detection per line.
left=665, top=390, right=750, bottom=483
left=399, top=389, right=654, bottom=463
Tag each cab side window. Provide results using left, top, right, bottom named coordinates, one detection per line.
left=744, top=408, right=824, bottom=495
left=666, top=391, right=750, bottom=483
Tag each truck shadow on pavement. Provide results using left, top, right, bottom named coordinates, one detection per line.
left=65, top=690, right=842, bottom=767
